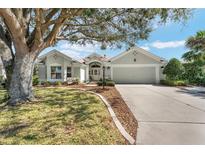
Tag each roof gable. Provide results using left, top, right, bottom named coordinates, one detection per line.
left=84, top=52, right=108, bottom=63
left=110, top=46, right=167, bottom=63
left=38, top=50, right=82, bottom=64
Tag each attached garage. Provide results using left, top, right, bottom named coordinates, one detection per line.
left=112, top=65, right=158, bottom=84
left=110, top=46, right=166, bottom=84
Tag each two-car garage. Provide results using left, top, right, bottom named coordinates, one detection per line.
left=109, top=47, right=165, bottom=84
left=112, top=65, right=159, bottom=84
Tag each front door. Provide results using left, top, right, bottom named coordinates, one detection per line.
left=90, top=68, right=101, bottom=81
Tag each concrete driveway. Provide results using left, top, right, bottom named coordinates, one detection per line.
left=116, top=84, right=205, bottom=144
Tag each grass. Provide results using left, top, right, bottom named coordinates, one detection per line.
left=0, top=87, right=125, bottom=144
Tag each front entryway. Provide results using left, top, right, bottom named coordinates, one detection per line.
left=90, top=68, right=101, bottom=80
left=89, top=61, right=102, bottom=81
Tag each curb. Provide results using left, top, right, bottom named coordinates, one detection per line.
left=87, top=91, right=136, bottom=145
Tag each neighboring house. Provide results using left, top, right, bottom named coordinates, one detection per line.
left=37, top=46, right=167, bottom=84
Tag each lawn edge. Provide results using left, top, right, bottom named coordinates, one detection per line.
left=86, top=90, right=136, bottom=145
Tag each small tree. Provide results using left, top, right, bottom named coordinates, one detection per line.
left=163, top=58, right=184, bottom=80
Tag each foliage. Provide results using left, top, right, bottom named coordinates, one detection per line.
left=0, top=75, right=6, bottom=88
left=182, top=62, right=205, bottom=84
left=32, top=66, right=39, bottom=86
left=201, top=76, right=205, bottom=86
left=97, top=79, right=115, bottom=86
left=0, top=75, right=4, bottom=86
left=0, top=87, right=125, bottom=144
left=181, top=30, right=205, bottom=85
left=32, top=76, right=39, bottom=86
left=160, top=79, right=187, bottom=86
left=185, top=30, right=205, bottom=61
left=72, top=78, right=80, bottom=85
left=43, top=81, right=51, bottom=86
left=55, top=81, right=62, bottom=86
left=163, top=58, right=184, bottom=80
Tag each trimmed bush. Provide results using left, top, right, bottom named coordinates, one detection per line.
left=106, top=81, right=115, bottom=86
left=160, top=79, right=187, bottom=86
left=55, top=81, right=62, bottom=86
left=72, top=78, right=80, bottom=85
left=163, top=58, right=184, bottom=80
left=33, top=75, right=39, bottom=86
left=97, top=79, right=115, bottom=86
left=44, top=81, right=51, bottom=86
left=0, top=75, right=5, bottom=88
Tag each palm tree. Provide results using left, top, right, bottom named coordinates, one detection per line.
left=183, top=31, right=205, bottom=62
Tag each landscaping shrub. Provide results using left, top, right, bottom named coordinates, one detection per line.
left=105, top=80, right=115, bottom=86
left=44, top=81, right=51, bottom=86
left=182, top=62, right=205, bottom=85
left=72, top=78, right=80, bottom=85
left=97, top=79, right=115, bottom=86
left=32, top=66, right=40, bottom=86
left=163, top=58, right=184, bottom=80
left=199, top=77, right=205, bottom=86
left=160, top=79, right=187, bottom=86
left=0, top=75, right=4, bottom=88
left=33, top=75, right=39, bottom=86
left=55, top=81, right=62, bottom=86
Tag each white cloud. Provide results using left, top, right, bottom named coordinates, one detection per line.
left=140, top=46, right=150, bottom=51
left=151, top=40, right=185, bottom=49
left=58, top=42, right=101, bottom=60
left=59, top=43, right=100, bottom=53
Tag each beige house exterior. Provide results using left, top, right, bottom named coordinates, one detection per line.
left=37, top=46, right=167, bottom=84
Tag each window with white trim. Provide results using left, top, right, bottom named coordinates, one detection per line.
left=51, top=66, right=62, bottom=79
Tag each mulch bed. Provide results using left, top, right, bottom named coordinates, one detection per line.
left=68, top=84, right=138, bottom=140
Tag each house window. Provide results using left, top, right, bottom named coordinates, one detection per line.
left=51, top=66, right=62, bottom=79
left=67, top=67, right=72, bottom=77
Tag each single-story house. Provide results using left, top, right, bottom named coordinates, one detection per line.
left=37, top=46, right=167, bottom=84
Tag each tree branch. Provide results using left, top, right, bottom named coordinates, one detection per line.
left=0, top=8, right=28, bottom=53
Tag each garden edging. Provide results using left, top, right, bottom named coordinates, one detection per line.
left=86, top=90, right=136, bottom=145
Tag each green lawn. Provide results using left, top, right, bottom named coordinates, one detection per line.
left=0, top=87, right=125, bottom=144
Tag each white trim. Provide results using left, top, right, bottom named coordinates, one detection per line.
left=155, top=66, right=160, bottom=84
left=111, top=66, right=113, bottom=80
left=85, top=65, right=89, bottom=81
left=87, top=60, right=102, bottom=64
left=112, top=64, right=160, bottom=67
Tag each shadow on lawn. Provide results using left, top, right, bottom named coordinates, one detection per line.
left=0, top=89, right=101, bottom=141
left=0, top=123, right=29, bottom=137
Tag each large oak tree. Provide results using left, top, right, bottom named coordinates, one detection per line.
left=0, top=8, right=191, bottom=105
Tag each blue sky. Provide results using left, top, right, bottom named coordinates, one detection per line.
left=42, top=9, right=205, bottom=61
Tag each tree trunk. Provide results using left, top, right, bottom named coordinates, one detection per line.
left=8, top=50, right=36, bottom=105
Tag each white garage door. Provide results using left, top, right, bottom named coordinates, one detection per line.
left=113, top=67, right=156, bottom=84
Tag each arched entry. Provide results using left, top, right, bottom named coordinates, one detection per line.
left=89, top=62, right=102, bottom=81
